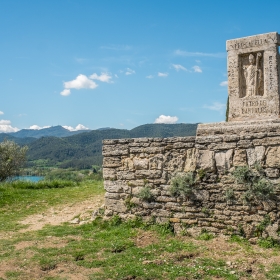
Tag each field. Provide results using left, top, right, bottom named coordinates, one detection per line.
left=1, top=180, right=280, bottom=279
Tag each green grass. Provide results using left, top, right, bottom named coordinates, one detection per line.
left=1, top=179, right=280, bottom=279
left=0, top=180, right=104, bottom=231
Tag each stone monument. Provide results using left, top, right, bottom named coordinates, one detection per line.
left=197, top=32, right=280, bottom=136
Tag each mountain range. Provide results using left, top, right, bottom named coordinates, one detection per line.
left=0, top=123, right=198, bottom=169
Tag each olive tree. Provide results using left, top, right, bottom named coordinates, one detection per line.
left=0, top=140, right=28, bottom=182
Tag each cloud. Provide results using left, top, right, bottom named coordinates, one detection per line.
left=62, top=124, right=90, bottom=131
left=203, top=102, right=226, bottom=113
left=64, top=74, right=98, bottom=90
left=100, top=45, right=132, bottom=51
left=29, top=125, right=51, bottom=130
left=0, top=111, right=3, bottom=115
left=220, top=81, right=228, bottom=86
left=90, top=72, right=112, bottom=83
left=60, top=89, right=71, bottom=96
left=192, top=66, right=202, bottom=73
left=158, top=72, right=168, bottom=77
left=75, top=57, right=87, bottom=64
left=0, top=120, right=19, bottom=133
left=174, top=49, right=226, bottom=58
left=125, top=68, right=135, bottom=75
left=154, top=115, right=178, bottom=124
left=60, top=74, right=99, bottom=96
left=172, top=64, right=187, bottom=72
left=146, top=75, right=154, bottom=79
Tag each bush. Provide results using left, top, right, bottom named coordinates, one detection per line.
left=232, top=164, right=275, bottom=204
left=170, top=172, right=196, bottom=198
left=138, top=186, right=154, bottom=202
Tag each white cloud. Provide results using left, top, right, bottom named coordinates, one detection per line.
left=154, top=115, right=178, bottom=124
left=203, top=102, right=226, bottom=113
left=220, top=81, right=228, bottom=86
left=172, top=64, right=187, bottom=72
left=146, top=75, right=154, bottom=79
left=0, top=111, right=3, bottom=115
left=90, top=72, right=112, bottom=83
left=29, top=125, right=51, bottom=130
left=0, top=120, right=19, bottom=133
left=125, top=68, right=135, bottom=75
left=192, top=65, right=202, bottom=73
left=174, top=49, right=226, bottom=58
left=158, top=72, right=169, bottom=77
left=62, top=124, right=90, bottom=131
left=64, top=74, right=98, bottom=90
left=60, top=89, right=71, bottom=96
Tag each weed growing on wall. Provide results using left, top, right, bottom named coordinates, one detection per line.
left=232, top=164, right=275, bottom=205
left=170, top=172, right=196, bottom=198
left=138, top=185, right=154, bottom=202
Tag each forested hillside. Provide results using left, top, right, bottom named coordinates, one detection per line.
left=3, top=123, right=198, bottom=169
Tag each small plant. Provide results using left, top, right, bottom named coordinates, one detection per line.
left=197, top=169, right=206, bottom=180
left=224, top=188, right=235, bottom=203
left=197, top=229, right=214, bottom=241
left=170, top=172, right=196, bottom=198
left=258, top=237, right=279, bottom=249
left=138, top=186, right=154, bottom=202
left=255, top=215, right=271, bottom=237
left=125, top=195, right=136, bottom=210
left=201, top=207, right=211, bottom=217
left=232, top=164, right=275, bottom=205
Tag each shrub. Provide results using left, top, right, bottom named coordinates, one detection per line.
left=170, top=172, right=196, bottom=198
left=224, top=188, right=235, bottom=203
left=232, top=164, right=275, bottom=204
left=138, top=186, right=154, bottom=202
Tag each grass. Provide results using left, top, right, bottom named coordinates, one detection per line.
left=0, top=179, right=104, bottom=231
left=1, top=179, right=280, bottom=279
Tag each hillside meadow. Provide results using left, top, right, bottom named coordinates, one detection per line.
left=0, top=179, right=280, bottom=279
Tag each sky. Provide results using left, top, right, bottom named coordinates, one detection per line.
left=1, top=0, right=280, bottom=132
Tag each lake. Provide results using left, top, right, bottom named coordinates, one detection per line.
left=12, top=176, right=44, bottom=182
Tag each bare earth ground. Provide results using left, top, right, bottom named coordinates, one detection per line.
left=1, top=195, right=280, bottom=279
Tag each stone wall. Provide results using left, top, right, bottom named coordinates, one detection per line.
left=102, top=128, right=280, bottom=239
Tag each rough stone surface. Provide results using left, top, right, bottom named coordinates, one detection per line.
left=227, top=32, right=280, bottom=122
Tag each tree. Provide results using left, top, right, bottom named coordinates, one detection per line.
left=0, top=140, right=28, bottom=182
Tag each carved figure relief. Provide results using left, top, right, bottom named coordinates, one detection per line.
left=239, top=52, right=264, bottom=98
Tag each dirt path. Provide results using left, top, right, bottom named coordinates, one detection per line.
left=19, top=194, right=104, bottom=232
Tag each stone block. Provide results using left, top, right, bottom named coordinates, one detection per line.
left=265, top=168, right=279, bottom=178
left=103, top=157, right=121, bottom=168
left=215, top=149, right=233, bottom=172
left=246, top=146, right=265, bottom=166
left=266, top=146, right=280, bottom=168
left=196, top=150, right=216, bottom=172
left=133, top=157, right=149, bottom=170
left=233, top=149, right=247, bottom=166
left=135, top=170, right=162, bottom=179
left=104, top=180, right=130, bottom=193
left=184, top=148, right=196, bottom=172
left=208, top=142, right=237, bottom=150
left=103, top=168, right=117, bottom=180
left=117, top=171, right=135, bottom=180
left=105, top=198, right=127, bottom=213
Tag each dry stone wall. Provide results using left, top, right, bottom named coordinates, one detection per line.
left=102, top=131, right=280, bottom=239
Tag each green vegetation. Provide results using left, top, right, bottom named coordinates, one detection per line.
left=170, top=172, right=196, bottom=198
left=138, top=185, right=154, bottom=202
left=232, top=164, right=275, bottom=204
left=0, top=140, right=28, bottom=182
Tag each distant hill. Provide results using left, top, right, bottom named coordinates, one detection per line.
left=0, top=133, right=36, bottom=145
left=6, top=125, right=90, bottom=138
left=25, top=123, right=198, bottom=168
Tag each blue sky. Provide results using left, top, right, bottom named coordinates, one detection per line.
left=1, top=0, right=280, bottom=132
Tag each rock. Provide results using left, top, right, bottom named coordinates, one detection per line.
left=233, top=149, right=247, bottom=166
left=133, top=158, right=149, bottom=170
left=196, top=150, right=216, bottom=172
left=266, top=146, right=280, bottom=168
left=70, top=218, right=80, bottom=224
left=184, top=148, right=196, bottom=172
left=215, top=149, right=233, bottom=172
left=246, top=146, right=265, bottom=166
left=265, top=168, right=279, bottom=178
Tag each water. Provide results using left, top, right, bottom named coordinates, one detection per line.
left=12, top=176, right=44, bottom=182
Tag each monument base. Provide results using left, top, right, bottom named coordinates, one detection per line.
left=196, top=119, right=280, bottom=136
